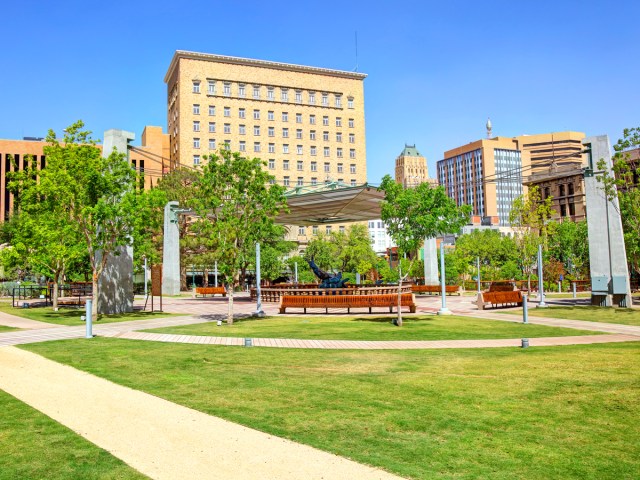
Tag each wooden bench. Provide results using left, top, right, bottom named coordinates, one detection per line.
left=279, top=293, right=417, bottom=314
left=195, top=286, right=226, bottom=297
left=476, top=290, right=523, bottom=310
left=411, top=285, right=460, bottom=295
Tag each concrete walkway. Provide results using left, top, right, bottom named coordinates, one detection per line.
left=0, top=346, right=402, bottom=480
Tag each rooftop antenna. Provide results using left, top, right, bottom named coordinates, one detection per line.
left=486, top=117, right=493, bottom=139
left=354, top=32, right=358, bottom=72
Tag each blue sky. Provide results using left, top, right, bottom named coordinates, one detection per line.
left=2, top=0, right=638, bottom=183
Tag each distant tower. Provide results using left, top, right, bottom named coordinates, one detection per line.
left=486, top=118, right=493, bottom=139
left=395, top=144, right=434, bottom=187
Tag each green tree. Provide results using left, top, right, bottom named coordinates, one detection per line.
left=547, top=220, right=589, bottom=279
left=509, top=185, right=555, bottom=292
left=379, top=175, right=471, bottom=325
left=332, top=224, right=378, bottom=276
left=285, top=255, right=316, bottom=284
left=596, top=127, right=640, bottom=274
left=304, top=233, right=339, bottom=273
left=194, top=149, right=287, bottom=323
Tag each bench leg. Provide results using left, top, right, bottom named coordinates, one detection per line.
left=410, top=305, right=416, bottom=313
left=279, top=307, right=286, bottom=314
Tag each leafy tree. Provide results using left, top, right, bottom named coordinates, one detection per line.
left=304, top=233, right=339, bottom=273
left=379, top=175, right=471, bottom=325
left=547, top=220, right=589, bottom=279
left=509, top=185, right=555, bottom=292
left=596, top=127, right=640, bottom=274
left=194, top=149, right=287, bottom=323
left=285, top=255, right=316, bottom=284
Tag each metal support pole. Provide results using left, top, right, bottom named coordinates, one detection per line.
left=85, top=299, right=93, bottom=338
left=423, top=238, right=428, bottom=285
left=438, top=241, right=451, bottom=315
left=523, top=294, right=528, bottom=324
left=143, top=256, right=148, bottom=298
left=254, top=243, right=264, bottom=316
left=476, top=256, right=481, bottom=294
left=558, top=281, right=561, bottom=293
left=214, top=261, right=218, bottom=287
left=294, top=262, right=298, bottom=285
left=572, top=281, right=577, bottom=299
left=538, top=244, right=547, bottom=308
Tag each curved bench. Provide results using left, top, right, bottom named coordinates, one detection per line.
left=279, top=293, right=416, bottom=314
left=411, top=285, right=460, bottom=295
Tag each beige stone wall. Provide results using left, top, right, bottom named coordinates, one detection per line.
left=395, top=154, right=429, bottom=187
left=166, top=52, right=368, bottom=246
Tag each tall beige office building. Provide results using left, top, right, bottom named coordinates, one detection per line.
left=395, top=144, right=436, bottom=187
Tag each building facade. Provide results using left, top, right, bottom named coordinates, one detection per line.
left=164, top=50, right=368, bottom=243
left=395, top=144, right=436, bottom=187
left=437, top=137, right=530, bottom=226
left=515, top=131, right=585, bottom=176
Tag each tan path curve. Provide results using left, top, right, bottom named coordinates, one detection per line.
left=0, top=308, right=60, bottom=329
left=0, top=346, right=403, bottom=480
left=117, top=331, right=640, bottom=349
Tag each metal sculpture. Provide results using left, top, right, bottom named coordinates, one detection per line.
left=307, top=257, right=348, bottom=288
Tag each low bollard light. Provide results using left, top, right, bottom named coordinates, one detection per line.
left=522, top=294, right=528, bottom=324
left=244, top=338, right=253, bottom=347
left=521, top=338, right=529, bottom=348
left=85, top=299, right=93, bottom=339
left=217, top=320, right=222, bottom=326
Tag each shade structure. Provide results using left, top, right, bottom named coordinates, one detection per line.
left=276, top=182, right=384, bottom=226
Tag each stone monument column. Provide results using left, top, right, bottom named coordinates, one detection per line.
left=423, top=237, right=439, bottom=285
left=162, top=201, right=181, bottom=295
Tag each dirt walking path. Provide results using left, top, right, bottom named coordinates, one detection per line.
left=0, top=346, right=403, bottom=480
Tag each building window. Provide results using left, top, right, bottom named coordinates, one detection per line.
left=350, top=179, right=357, bottom=187
left=193, top=121, right=200, bottom=132
left=296, top=129, right=303, bottom=139
left=297, top=145, right=303, bottom=155
left=324, top=147, right=330, bottom=157
left=310, top=115, right=316, bottom=125
left=282, top=128, right=289, bottom=138
left=268, top=143, right=275, bottom=153
left=239, top=141, right=246, bottom=152
left=268, top=110, right=274, bottom=121
left=326, top=225, right=332, bottom=234
left=350, top=164, right=356, bottom=174
left=349, top=149, right=356, bottom=159
left=283, top=144, right=289, bottom=154
left=268, top=127, right=275, bottom=137
left=337, top=148, right=343, bottom=158
left=193, top=104, right=200, bottom=115
left=568, top=183, right=574, bottom=195
left=223, top=82, right=231, bottom=96
left=253, top=109, right=260, bottom=120
left=269, top=178, right=275, bottom=185
left=311, top=178, right=318, bottom=186
left=347, top=97, right=354, bottom=109
left=323, top=131, right=329, bottom=142
left=336, top=132, right=342, bottom=142
left=283, top=176, right=290, bottom=186
left=223, top=141, right=230, bottom=150
left=254, top=142, right=261, bottom=152
left=224, top=107, right=231, bottom=117
left=309, top=91, right=316, bottom=104
left=311, top=161, right=317, bottom=172
left=208, top=105, right=216, bottom=116
left=544, top=187, right=550, bottom=198
left=267, top=87, right=275, bottom=100
left=323, top=116, right=329, bottom=126
left=337, top=163, right=343, bottom=173
left=253, top=85, right=260, bottom=99
left=336, top=117, right=342, bottom=127
left=192, top=81, right=200, bottom=93
left=298, top=225, right=305, bottom=235
left=569, top=202, right=575, bottom=216
left=254, top=125, right=261, bottom=136
left=312, top=225, right=318, bottom=234
left=193, top=155, right=200, bottom=165
left=282, top=112, right=288, bottom=122
left=268, top=159, right=275, bottom=170
left=321, top=93, right=329, bottom=106
left=335, top=95, right=342, bottom=108
left=348, top=118, right=354, bottom=128
left=310, top=130, right=316, bottom=140
left=239, top=124, right=246, bottom=135
left=310, top=146, right=317, bottom=156
left=239, top=108, right=245, bottom=119
left=339, top=225, right=345, bottom=233
left=208, top=122, right=216, bottom=133
left=207, top=80, right=215, bottom=94
left=193, top=138, right=200, bottom=148
left=559, top=184, right=565, bottom=197
left=297, top=177, right=304, bottom=187
left=296, top=113, right=302, bottom=124
left=238, top=84, right=246, bottom=97
left=295, top=90, right=302, bottom=103
left=224, top=123, right=231, bottom=134
left=281, top=89, right=288, bottom=101
left=209, top=139, right=216, bottom=150
left=324, top=162, right=330, bottom=172
left=297, top=160, right=303, bottom=170
left=560, top=204, right=567, bottom=217
left=349, top=133, right=355, bottom=143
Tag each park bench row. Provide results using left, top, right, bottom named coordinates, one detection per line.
left=476, top=290, right=523, bottom=310
left=195, top=286, right=227, bottom=297
left=279, top=293, right=417, bottom=314
left=411, top=285, right=460, bottom=295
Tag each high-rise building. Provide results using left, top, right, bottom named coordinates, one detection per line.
left=515, top=131, right=585, bottom=176
left=437, top=137, right=530, bottom=226
left=394, top=144, right=435, bottom=187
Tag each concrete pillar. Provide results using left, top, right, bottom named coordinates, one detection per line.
left=424, top=237, right=439, bottom=285
left=162, top=201, right=181, bottom=295
left=97, top=129, right=135, bottom=314
left=583, top=135, right=632, bottom=307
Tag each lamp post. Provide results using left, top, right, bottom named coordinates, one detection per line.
left=537, top=244, right=547, bottom=308
left=254, top=243, right=264, bottom=316
left=438, top=240, right=452, bottom=315
left=476, top=256, right=481, bottom=295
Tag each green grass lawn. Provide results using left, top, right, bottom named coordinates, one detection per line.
left=0, top=301, right=185, bottom=326
left=501, top=306, right=640, bottom=326
left=144, top=315, right=599, bottom=340
left=0, top=325, right=18, bottom=333
left=23, top=339, right=640, bottom=480
left=0, top=389, right=147, bottom=479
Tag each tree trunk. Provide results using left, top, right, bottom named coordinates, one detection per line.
left=227, top=283, right=234, bottom=325
left=180, top=264, right=188, bottom=291
left=203, top=267, right=209, bottom=287
left=52, top=277, right=59, bottom=311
